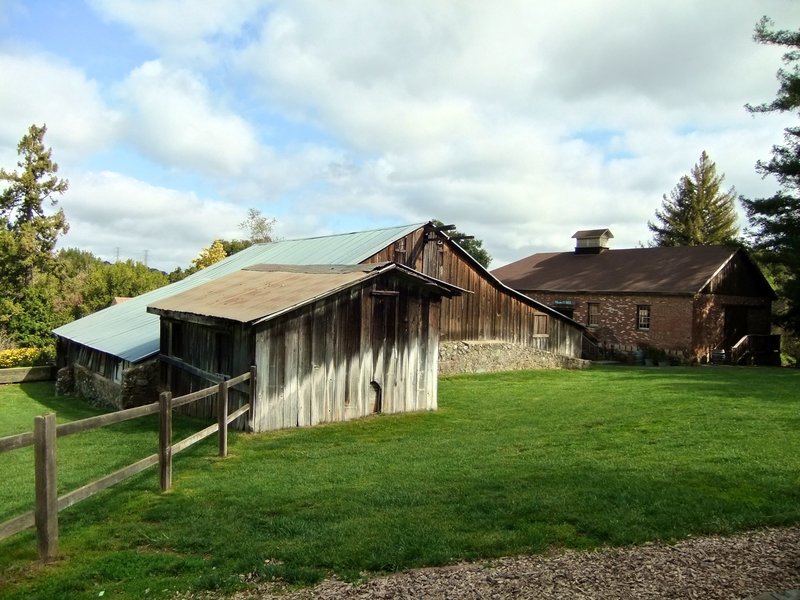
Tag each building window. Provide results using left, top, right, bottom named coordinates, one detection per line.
left=637, top=305, right=651, bottom=330
left=534, top=314, right=549, bottom=335
left=587, top=303, right=599, bottom=326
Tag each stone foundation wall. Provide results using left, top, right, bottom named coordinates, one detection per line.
left=71, top=363, right=123, bottom=409
left=57, top=359, right=160, bottom=410
left=438, top=341, right=589, bottom=375
left=120, top=360, right=160, bottom=408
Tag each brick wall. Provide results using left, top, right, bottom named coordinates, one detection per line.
left=526, top=291, right=773, bottom=362
left=525, top=292, right=695, bottom=357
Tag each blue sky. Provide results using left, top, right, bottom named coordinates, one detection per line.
left=1, top=0, right=798, bottom=271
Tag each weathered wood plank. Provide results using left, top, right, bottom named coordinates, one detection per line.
left=56, top=402, right=159, bottom=438
left=0, top=431, right=34, bottom=453
left=227, top=403, right=250, bottom=424
left=57, top=454, right=159, bottom=512
left=218, top=381, right=228, bottom=457
left=159, top=392, right=172, bottom=491
left=160, top=354, right=224, bottom=384
left=172, top=383, right=218, bottom=408
left=225, top=370, right=251, bottom=388
left=246, top=365, right=257, bottom=432
left=296, top=311, right=311, bottom=427
left=34, top=413, right=58, bottom=561
left=0, top=510, right=35, bottom=542
left=173, top=422, right=218, bottom=455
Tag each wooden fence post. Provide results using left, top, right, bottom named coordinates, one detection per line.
left=218, top=381, right=228, bottom=457
left=159, top=392, right=172, bottom=491
left=34, top=413, right=58, bottom=562
left=248, top=365, right=257, bottom=432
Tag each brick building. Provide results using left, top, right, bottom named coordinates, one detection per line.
left=492, top=229, right=779, bottom=364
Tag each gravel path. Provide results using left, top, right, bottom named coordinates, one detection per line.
left=190, top=526, right=800, bottom=600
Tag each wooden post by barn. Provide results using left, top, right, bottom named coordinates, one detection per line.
left=34, top=413, right=58, bottom=561
left=248, top=365, right=257, bottom=432
left=159, top=392, right=172, bottom=491
left=217, top=381, right=228, bottom=457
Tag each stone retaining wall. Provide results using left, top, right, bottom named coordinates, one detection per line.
left=57, top=360, right=161, bottom=409
left=0, top=365, right=56, bottom=384
left=438, top=340, right=589, bottom=375
left=69, top=363, right=123, bottom=409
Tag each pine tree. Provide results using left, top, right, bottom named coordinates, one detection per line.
left=742, top=17, right=800, bottom=335
left=0, top=124, right=69, bottom=347
left=649, top=151, right=739, bottom=247
left=0, top=124, right=69, bottom=290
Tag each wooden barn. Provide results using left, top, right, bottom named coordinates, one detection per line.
left=54, top=222, right=583, bottom=409
left=147, top=262, right=463, bottom=431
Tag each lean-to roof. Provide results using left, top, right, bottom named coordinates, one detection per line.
left=147, top=262, right=463, bottom=325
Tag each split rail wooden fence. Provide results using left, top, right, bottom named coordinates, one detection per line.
left=0, top=366, right=256, bottom=562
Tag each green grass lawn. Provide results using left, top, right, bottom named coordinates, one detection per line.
left=0, top=366, right=798, bottom=599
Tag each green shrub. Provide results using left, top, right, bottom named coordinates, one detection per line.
left=0, top=346, right=55, bottom=368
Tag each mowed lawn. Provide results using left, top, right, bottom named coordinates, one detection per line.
left=0, top=366, right=798, bottom=599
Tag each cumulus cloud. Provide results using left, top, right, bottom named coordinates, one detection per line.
left=61, top=171, right=248, bottom=270
left=116, top=60, right=262, bottom=177
left=0, top=52, right=118, bottom=160
left=88, top=0, right=266, bottom=63
left=234, top=1, right=799, bottom=265
left=6, top=1, right=800, bottom=272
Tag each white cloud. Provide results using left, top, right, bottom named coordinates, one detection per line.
left=7, top=1, right=800, bottom=273
left=60, top=171, right=248, bottom=270
left=234, top=1, right=800, bottom=267
left=116, top=60, right=262, bottom=177
left=0, top=52, right=118, bottom=160
left=88, top=0, right=266, bottom=63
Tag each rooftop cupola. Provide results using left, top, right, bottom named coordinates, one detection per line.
left=572, top=229, right=613, bottom=254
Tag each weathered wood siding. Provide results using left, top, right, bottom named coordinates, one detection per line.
left=251, top=275, right=440, bottom=432
left=57, top=337, right=130, bottom=383
left=364, top=227, right=582, bottom=357
left=703, top=251, right=776, bottom=298
left=159, top=319, right=252, bottom=422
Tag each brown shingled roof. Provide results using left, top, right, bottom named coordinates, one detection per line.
left=492, top=246, right=742, bottom=294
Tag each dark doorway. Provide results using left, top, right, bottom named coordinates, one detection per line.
left=724, top=305, right=748, bottom=350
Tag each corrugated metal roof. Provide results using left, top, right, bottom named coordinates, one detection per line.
left=53, top=223, right=424, bottom=362
left=148, top=265, right=376, bottom=323
left=147, top=262, right=463, bottom=324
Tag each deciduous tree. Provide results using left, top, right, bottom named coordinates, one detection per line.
left=191, top=239, right=227, bottom=270
left=239, top=208, right=275, bottom=243
left=648, top=151, right=739, bottom=247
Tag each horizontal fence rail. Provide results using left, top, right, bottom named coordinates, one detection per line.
left=0, top=366, right=256, bottom=562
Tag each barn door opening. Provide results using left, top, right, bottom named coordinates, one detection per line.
left=369, top=381, right=382, bottom=414
left=724, top=305, right=748, bottom=350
